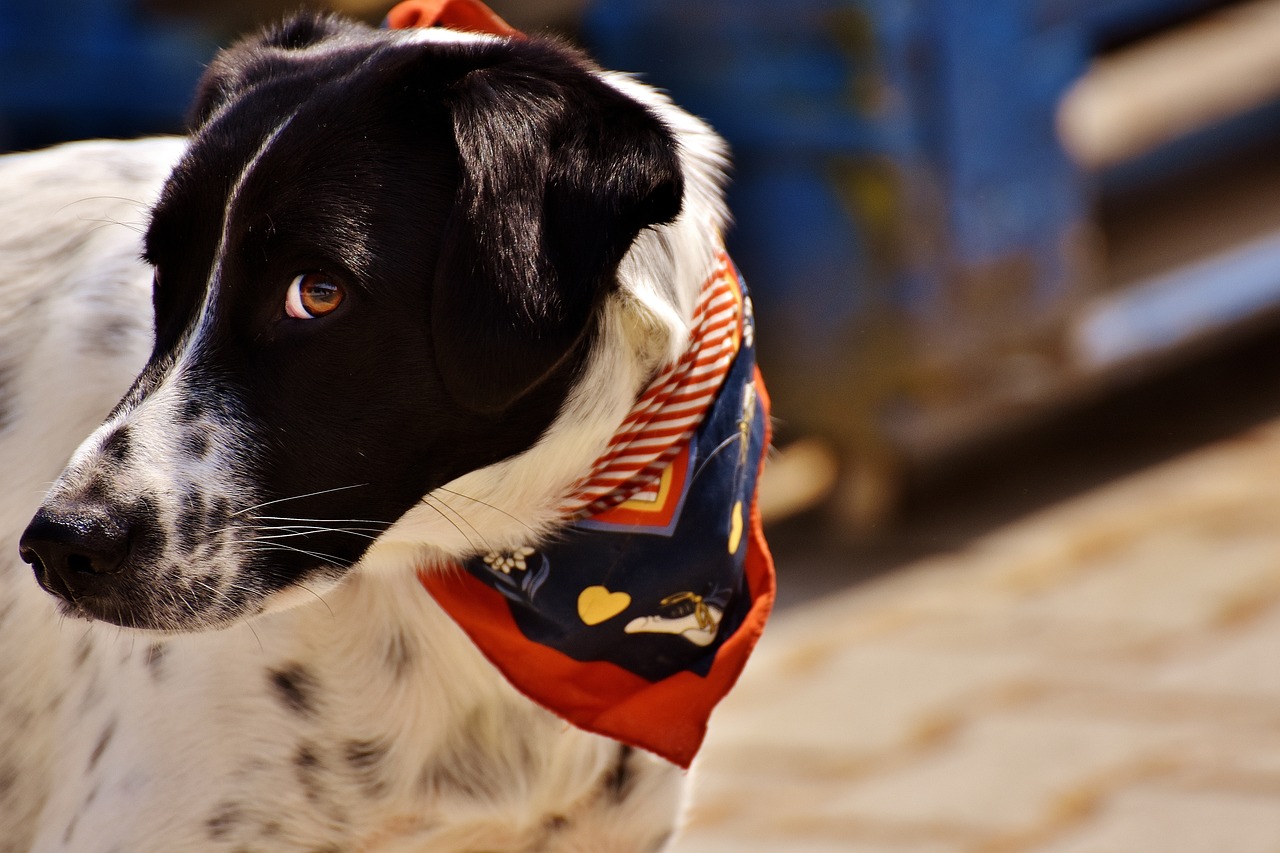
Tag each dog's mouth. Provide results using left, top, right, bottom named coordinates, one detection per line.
left=24, top=548, right=347, bottom=633
left=19, top=500, right=357, bottom=632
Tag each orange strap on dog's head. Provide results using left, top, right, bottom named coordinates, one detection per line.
left=385, top=0, right=524, bottom=38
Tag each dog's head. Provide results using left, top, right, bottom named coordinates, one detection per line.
left=18, top=14, right=688, bottom=630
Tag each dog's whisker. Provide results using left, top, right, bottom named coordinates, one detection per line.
left=246, top=541, right=346, bottom=566
left=295, top=583, right=335, bottom=619
left=165, top=578, right=198, bottom=625
left=690, top=433, right=744, bottom=484
left=249, top=514, right=389, bottom=526
left=232, top=484, right=370, bottom=517
left=249, top=523, right=385, bottom=534
left=119, top=600, right=143, bottom=632
left=249, top=522, right=369, bottom=530
left=76, top=216, right=147, bottom=236
left=250, top=529, right=380, bottom=543
left=191, top=575, right=256, bottom=636
left=424, top=494, right=491, bottom=552
left=431, top=486, right=537, bottom=532
left=243, top=618, right=265, bottom=654
left=253, top=521, right=384, bottom=529
left=416, top=496, right=483, bottom=553
left=61, top=194, right=151, bottom=212
left=202, top=518, right=386, bottom=543
left=190, top=576, right=227, bottom=607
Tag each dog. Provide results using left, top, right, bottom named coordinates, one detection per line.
left=0, top=9, right=771, bottom=851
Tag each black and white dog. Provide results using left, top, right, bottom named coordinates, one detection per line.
left=0, top=12, right=748, bottom=852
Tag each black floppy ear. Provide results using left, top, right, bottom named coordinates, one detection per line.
left=431, top=42, right=684, bottom=415
left=188, top=12, right=370, bottom=127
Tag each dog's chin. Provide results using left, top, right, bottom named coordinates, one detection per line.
left=39, top=565, right=346, bottom=634
left=46, top=593, right=251, bottom=634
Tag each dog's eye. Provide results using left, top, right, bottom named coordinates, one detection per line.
left=285, top=273, right=345, bottom=319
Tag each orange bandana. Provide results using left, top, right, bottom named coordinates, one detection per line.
left=385, top=0, right=523, bottom=38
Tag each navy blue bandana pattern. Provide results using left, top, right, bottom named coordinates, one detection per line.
left=458, top=276, right=765, bottom=683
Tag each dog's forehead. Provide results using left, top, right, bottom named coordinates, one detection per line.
left=152, top=32, right=516, bottom=230
left=174, top=48, right=390, bottom=190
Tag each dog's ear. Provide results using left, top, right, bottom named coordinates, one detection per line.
left=430, top=42, right=684, bottom=414
left=189, top=13, right=370, bottom=127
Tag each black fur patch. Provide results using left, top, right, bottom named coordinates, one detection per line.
left=344, top=739, right=390, bottom=799
left=179, top=393, right=207, bottom=425
left=384, top=629, right=415, bottom=678
left=87, top=718, right=117, bottom=771
left=293, top=743, right=329, bottom=807
left=295, top=743, right=320, bottom=770
left=205, top=496, right=232, bottom=535
left=177, top=490, right=208, bottom=555
left=602, top=744, right=636, bottom=802
left=101, top=425, right=132, bottom=465
left=182, top=430, right=211, bottom=459
left=206, top=801, right=242, bottom=840
left=269, top=664, right=319, bottom=716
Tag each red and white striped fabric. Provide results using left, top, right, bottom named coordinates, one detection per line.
left=562, top=252, right=743, bottom=517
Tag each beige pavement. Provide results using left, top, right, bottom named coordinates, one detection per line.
left=678, top=417, right=1280, bottom=852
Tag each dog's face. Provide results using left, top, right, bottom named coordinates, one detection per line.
left=19, top=15, right=682, bottom=630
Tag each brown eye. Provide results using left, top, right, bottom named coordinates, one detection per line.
left=285, top=273, right=345, bottom=319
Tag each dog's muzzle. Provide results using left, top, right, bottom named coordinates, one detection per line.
left=19, top=502, right=135, bottom=603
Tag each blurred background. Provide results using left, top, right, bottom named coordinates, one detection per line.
left=10, top=1, right=1280, bottom=850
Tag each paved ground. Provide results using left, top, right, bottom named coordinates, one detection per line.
left=678, top=415, right=1280, bottom=852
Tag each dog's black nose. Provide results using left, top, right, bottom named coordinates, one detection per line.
left=19, top=506, right=132, bottom=600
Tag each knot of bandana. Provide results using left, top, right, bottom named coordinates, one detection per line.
left=385, top=0, right=524, bottom=38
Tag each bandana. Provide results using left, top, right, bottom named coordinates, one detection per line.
left=561, top=255, right=745, bottom=519
left=391, top=1, right=776, bottom=768
left=385, top=0, right=524, bottom=38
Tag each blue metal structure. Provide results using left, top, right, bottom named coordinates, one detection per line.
left=587, top=0, right=1280, bottom=472
left=0, top=0, right=214, bottom=151
left=4, top=0, right=1280, bottom=499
